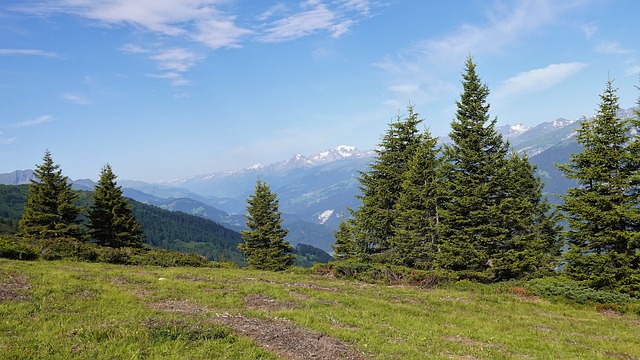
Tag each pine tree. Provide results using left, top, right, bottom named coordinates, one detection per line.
left=239, top=179, right=294, bottom=270
left=490, top=152, right=562, bottom=279
left=557, top=79, right=640, bottom=295
left=390, top=130, right=441, bottom=269
left=332, top=214, right=358, bottom=260
left=437, top=57, right=510, bottom=274
left=18, top=150, right=83, bottom=240
left=350, top=105, right=423, bottom=258
left=88, top=164, right=144, bottom=248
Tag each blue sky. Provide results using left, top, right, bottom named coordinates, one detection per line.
left=0, top=0, right=638, bottom=182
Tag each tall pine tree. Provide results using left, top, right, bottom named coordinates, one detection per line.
left=18, top=150, right=83, bottom=240
left=390, top=130, right=441, bottom=269
left=557, top=79, right=640, bottom=295
left=239, top=179, right=294, bottom=271
left=349, top=105, right=423, bottom=258
left=88, top=164, right=144, bottom=248
left=437, top=57, right=510, bottom=274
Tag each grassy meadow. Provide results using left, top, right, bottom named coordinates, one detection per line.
left=1, top=259, right=639, bottom=359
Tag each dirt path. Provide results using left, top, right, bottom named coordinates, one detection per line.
left=216, top=314, right=368, bottom=360
left=148, top=294, right=368, bottom=359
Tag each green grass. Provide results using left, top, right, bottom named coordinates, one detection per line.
left=1, top=259, right=639, bottom=359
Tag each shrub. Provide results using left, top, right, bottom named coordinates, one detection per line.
left=0, top=236, right=39, bottom=260
left=316, top=260, right=457, bottom=288
left=34, top=238, right=100, bottom=261
left=525, top=276, right=637, bottom=308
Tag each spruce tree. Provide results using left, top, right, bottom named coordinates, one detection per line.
left=18, top=150, right=83, bottom=240
left=557, top=80, right=640, bottom=295
left=239, top=179, right=294, bottom=270
left=491, top=152, right=562, bottom=279
left=390, top=130, right=441, bottom=269
left=437, top=57, right=510, bottom=274
left=88, top=164, right=144, bottom=248
left=350, top=105, right=423, bottom=258
left=332, top=215, right=358, bottom=260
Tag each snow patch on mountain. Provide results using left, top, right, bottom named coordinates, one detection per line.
left=318, top=209, right=334, bottom=224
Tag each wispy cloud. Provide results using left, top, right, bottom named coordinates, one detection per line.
left=121, top=45, right=203, bottom=86
left=494, top=63, right=586, bottom=99
left=259, top=1, right=371, bottom=42
left=10, top=115, right=54, bottom=128
left=0, top=48, right=59, bottom=57
left=62, top=93, right=92, bottom=105
left=595, top=41, right=633, bottom=55
left=0, top=131, right=16, bottom=145
left=17, top=1, right=374, bottom=86
left=375, top=0, right=580, bottom=107
left=147, top=72, right=191, bottom=87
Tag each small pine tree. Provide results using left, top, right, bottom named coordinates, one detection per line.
left=351, top=105, right=423, bottom=258
left=557, top=79, right=640, bottom=295
left=88, top=164, right=144, bottom=248
left=18, top=150, right=83, bottom=240
left=390, top=130, right=441, bottom=269
left=239, top=179, right=293, bottom=271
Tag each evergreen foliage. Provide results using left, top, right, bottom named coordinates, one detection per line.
left=332, top=215, right=359, bottom=260
left=18, top=150, right=84, bottom=240
left=350, top=105, right=424, bottom=257
left=88, top=164, right=144, bottom=248
left=491, top=152, right=562, bottom=279
left=0, top=185, right=28, bottom=234
left=437, top=57, right=511, bottom=273
left=557, top=80, right=640, bottom=296
left=390, top=130, right=441, bottom=269
left=239, top=179, right=294, bottom=270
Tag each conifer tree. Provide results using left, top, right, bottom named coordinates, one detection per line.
left=437, top=57, right=510, bottom=273
left=350, top=105, right=423, bottom=258
left=18, top=150, right=83, bottom=240
left=88, top=164, right=144, bottom=248
left=332, top=215, right=359, bottom=260
left=239, top=179, right=293, bottom=270
left=390, top=130, right=441, bottom=269
left=491, top=152, right=562, bottom=279
left=557, top=80, right=640, bottom=295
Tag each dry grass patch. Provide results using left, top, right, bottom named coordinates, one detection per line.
left=0, top=273, right=30, bottom=302
left=149, top=299, right=212, bottom=314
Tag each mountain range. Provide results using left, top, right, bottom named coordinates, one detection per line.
left=2, top=108, right=638, bottom=252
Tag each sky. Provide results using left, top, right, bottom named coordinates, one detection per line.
left=0, top=0, right=638, bottom=182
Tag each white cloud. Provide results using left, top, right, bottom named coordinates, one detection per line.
left=595, top=41, right=633, bottom=55
left=62, top=93, right=93, bottom=105
left=0, top=48, right=59, bottom=57
left=494, top=62, right=587, bottom=99
left=260, top=4, right=336, bottom=42
left=192, top=18, right=253, bottom=48
left=626, top=65, right=640, bottom=76
left=11, top=115, right=54, bottom=128
left=150, top=48, right=204, bottom=72
left=147, top=72, right=191, bottom=87
left=0, top=131, right=16, bottom=145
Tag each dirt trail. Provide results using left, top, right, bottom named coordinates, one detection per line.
left=217, top=314, right=368, bottom=360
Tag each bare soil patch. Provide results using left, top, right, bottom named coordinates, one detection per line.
left=216, top=314, right=368, bottom=360
left=243, top=293, right=297, bottom=311
left=0, top=274, right=31, bottom=302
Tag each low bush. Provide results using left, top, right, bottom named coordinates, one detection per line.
left=525, top=276, right=640, bottom=314
left=0, top=236, right=39, bottom=260
left=315, top=260, right=457, bottom=288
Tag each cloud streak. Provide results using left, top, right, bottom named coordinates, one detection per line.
left=494, top=62, right=586, bottom=99
left=10, top=115, right=55, bottom=128
left=0, top=48, right=59, bottom=57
